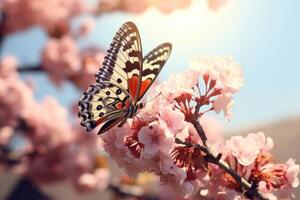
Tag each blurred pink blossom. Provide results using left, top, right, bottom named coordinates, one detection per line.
left=77, top=17, right=95, bottom=37
left=75, top=168, right=110, bottom=192
left=23, top=96, right=74, bottom=150
left=207, top=0, right=228, bottom=12
left=27, top=127, right=108, bottom=190
left=0, top=70, right=108, bottom=191
left=0, top=126, right=13, bottom=146
left=97, top=0, right=148, bottom=14
left=71, top=48, right=105, bottom=90
left=2, top=0, right=85, bottom=34
left=154, top=0, right=193, bottom=14
left=0, top=56, right=18, bottom=78
left=42, top=36, right=81, bottom=86
left=42, top=37, right=105, bottom=89
left=0, top=75, right=35, bottom=127
left=97, top=0, right=193, bottom=14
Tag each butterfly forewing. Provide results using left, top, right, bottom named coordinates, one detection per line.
left=138, top=43, right=172, bottom=100
left=96, top=22, right=143, bottom=103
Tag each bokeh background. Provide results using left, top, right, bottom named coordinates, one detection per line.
left=0, top=0, right=299, bottom=199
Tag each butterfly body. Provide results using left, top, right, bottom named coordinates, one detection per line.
left=78, top=22, right=172, bottom=134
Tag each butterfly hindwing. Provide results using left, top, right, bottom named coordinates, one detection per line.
left=96, top=22, right=143, bottom=103
left=78, top=83, right=129, bottom=132
left=138, top=43, right=172, bottom=100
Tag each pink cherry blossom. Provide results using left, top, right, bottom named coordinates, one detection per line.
left=42, top=36, right=81, bottom=86
left=224, top=132, right=273, bottom=166
left=138, top=118, right=175, bottom=158
left=0, top=56, right=18, bottom=78
left=212, top=93, right=234, bottom=120
left=158, top=104, right=186, bottom=133
left=205, top=132, right=300, bottom=200
left=155, top=70, right=198, bottom=102
left=77, top=17, right=95, bottom=37
left=191, top=55, right=244, bottom=94
left=0, top=126, right=13, bottom=146
left=42, top=36, right=105, bottom=89
left=71, top=48, right=105, bottom=90
left=257, top=160, right=299, bottom=200
left=23, top=96, right=74, bottom=149
left=0, top=76, right=35, bottom=127
left=2, top=0, right=85, bottom=34
left=286, top=159, right=299, bottom=188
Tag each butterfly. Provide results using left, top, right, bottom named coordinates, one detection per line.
left=78, top=22, right=172, bottom=134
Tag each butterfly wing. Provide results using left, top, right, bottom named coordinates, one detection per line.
left=138, top=43, right=172, bottom=100
left=96, top=22, right=143, bottom=104
left=78, top=82, right=130, bottom=134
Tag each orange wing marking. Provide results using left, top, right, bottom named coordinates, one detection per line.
left=128, top=74, right=140, bottom=100
left=139, top=79, right=151, bottom=99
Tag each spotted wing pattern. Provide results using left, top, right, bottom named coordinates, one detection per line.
left=138, top=43, right=172, bottom=100
left=78, top=83, right=130, bottom=133
left=95, top=22, right=143, bottom=103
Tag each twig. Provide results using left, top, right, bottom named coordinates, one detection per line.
left=17, top=65, right=43, bottom=73
left=189, top=116, right=208, bottom=147
left=175, top=137, right=268, bottom=200
left=0, top=12, right=6, bottom=55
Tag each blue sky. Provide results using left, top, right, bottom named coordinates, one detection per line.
left=1, top=0, right=300, bottom=132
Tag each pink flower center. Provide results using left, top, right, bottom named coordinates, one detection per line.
left=174, top=93, right=194, bottom=121
left=171, top=145, right=207, bottom=181
left=124, top=133, right=144, bottom=159
left=124, top=120, right=149, bottom=158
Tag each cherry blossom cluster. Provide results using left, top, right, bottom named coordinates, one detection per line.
left=204, top=132, right=299, bottom=200
left=1, top=0, right=104, bottom=90
left=1, top=0, right=85, bottom=34
left=101, top=55, right=299, bottom=199
left=0, top=0, right=196, bottom=36
left=0, top=56, right=109, bottom=192
left=42, top=36, right=105, bottom=90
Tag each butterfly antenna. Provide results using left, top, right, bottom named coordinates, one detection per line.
left=145, top=92, right=162, bottom=104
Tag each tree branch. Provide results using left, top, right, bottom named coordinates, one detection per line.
left=0, top=12, right=6, bottom=55
left=17, top=65, right=44, bottom=73
left=190, top=116, right=208, bottom=147
left=175, top=137, right=268, bottom=200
